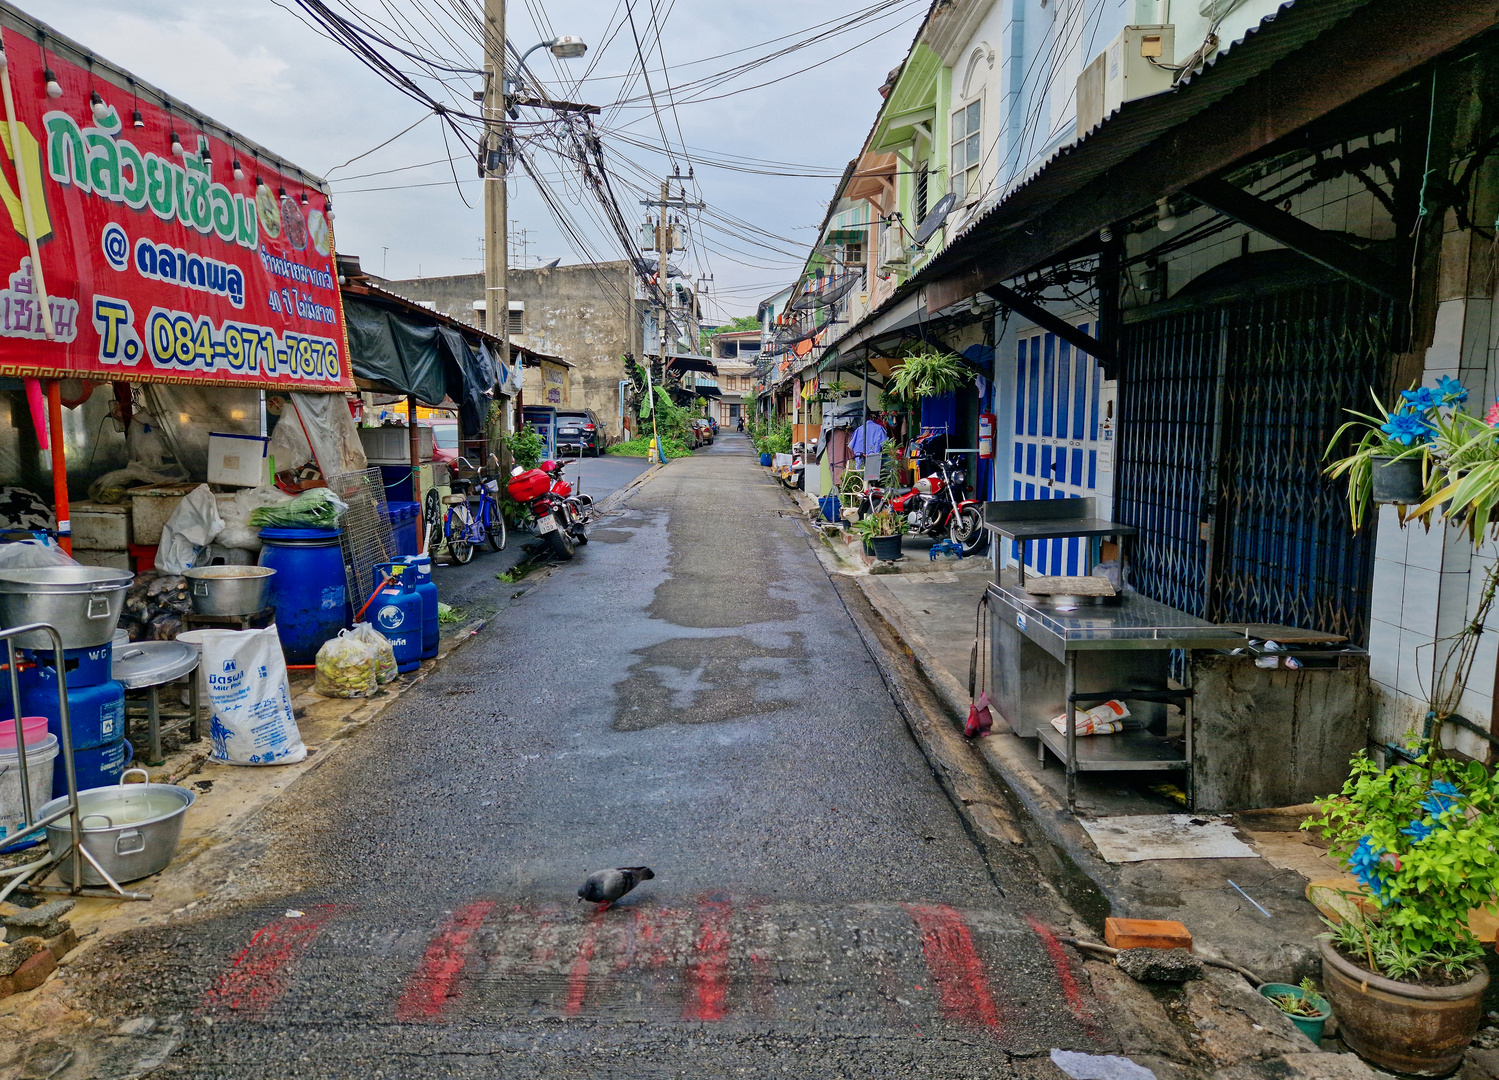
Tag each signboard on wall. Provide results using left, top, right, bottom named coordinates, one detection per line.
left=0, top=15, right=353, bottom=391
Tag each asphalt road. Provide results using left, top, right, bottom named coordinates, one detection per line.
left=58, top=432, right=1105, bottom=1079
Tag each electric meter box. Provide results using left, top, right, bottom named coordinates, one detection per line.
left=1076, top=25, right=1176, bottom=138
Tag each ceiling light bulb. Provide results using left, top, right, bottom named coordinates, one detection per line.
left=325, top=200, right=335, bottom=222
left=232, top=159, right=244, bottom=181
left=299, top=190, right=309, bottom=206
left=89, top=91, right=109, bottom=122
left=169, top=130, right=183, bottom=155
left=1156, top=197, right=1176, bottom=232
left=131, top=109, right=144, bottom=129
left=43, top=69, right=61, bottom=98
left=278, top=185, right=287, bottom=199
left=255, top=176, right=267, bottom=198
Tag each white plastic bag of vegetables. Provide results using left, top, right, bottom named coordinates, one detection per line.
left=313, top=629, right=377, bottom=698
left=349, top=621, right=398, bottom=685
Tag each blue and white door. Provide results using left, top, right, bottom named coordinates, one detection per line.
left=1008, top=324, right=1110, bottom=575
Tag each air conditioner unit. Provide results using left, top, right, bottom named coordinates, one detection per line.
left=878, top=222, right=907, bottom=267
left=1076, top=24, right=1175, bottom=139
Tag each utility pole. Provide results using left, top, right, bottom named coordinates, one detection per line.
left=482, top=0, right=510, bottom=438
left=639, top=173, right=705, bottom=462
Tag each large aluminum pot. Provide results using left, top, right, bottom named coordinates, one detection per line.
left=39, top=769, right=195, bottom=885
left=0, top=567, right=132, bottom=649
left=183, top=565, right=276, bottom=616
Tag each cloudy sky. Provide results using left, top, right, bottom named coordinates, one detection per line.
left=22, top=0, right=925, bottom=319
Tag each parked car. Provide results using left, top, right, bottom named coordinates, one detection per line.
left=419, top=419, right=460, bottom=464
left=688, top=418, right=714, bottom=447
left=555, top=410, right=605, bottom=457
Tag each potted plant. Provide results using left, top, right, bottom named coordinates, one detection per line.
left=1304, top=752, right=1499, bottom=1075
left=853, top=510, right=905, bottom=561
left=1407, top=399, right=1499, bottom=541
left=1258, top=977, right=1332, bottom=1043
left=1324, top=378, right=1468, bottom=525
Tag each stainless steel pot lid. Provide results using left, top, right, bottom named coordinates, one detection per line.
left=112, top=641, right=199, bottom=689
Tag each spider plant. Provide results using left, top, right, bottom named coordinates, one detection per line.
left=887, top=345, right=969, bottom=402
left=1409, top=408, right=1499, bottom=540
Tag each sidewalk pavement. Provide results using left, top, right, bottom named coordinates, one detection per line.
left=784, top=482, right=1337, bottom=986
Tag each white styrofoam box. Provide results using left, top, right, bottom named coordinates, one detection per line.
left=359, top=425, right=433, bottom=464
left=72, top=549, right=130, bottom=571
left=71, top=501, right=132, bottom=550
left=208, top=432, right=269, bottom=487
left=128, top=482, right=201, bottom=546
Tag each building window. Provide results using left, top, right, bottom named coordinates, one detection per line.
left=914, top=160, right=930, bottom=224
left=843, top=240, right=865, bottom=269
left=507, top=308, right=524, bottom=336
left=951, top=99, right=981, bottom=203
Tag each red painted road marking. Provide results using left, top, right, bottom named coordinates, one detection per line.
left=1026, top=915, right=1097, bottom=1033
left=682, top=899, right=732, bottom=1021
left=903, top=904, right=1002, bottom=1031
left=564, top=910, right=607, bottom=1016
left=201, top=905, right=344, bottom=1018
left=395, top=900, right=496, bottom=1021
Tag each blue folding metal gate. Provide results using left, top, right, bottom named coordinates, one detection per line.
left=1010, top=323, right=1106, bottom=575
left=1115, top=278, right=1394, bottom=646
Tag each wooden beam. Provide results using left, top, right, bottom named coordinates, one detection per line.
left=1185, top=176, right=1402, bottom=297
left=985, top=282, right=1117, bottom=369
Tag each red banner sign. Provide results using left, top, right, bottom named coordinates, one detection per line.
left=0, top=26, right=353, bottom=391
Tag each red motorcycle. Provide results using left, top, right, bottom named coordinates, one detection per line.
left=867, top=434, right=986, bottom=555
left=507, top=459, right=591, bottom=560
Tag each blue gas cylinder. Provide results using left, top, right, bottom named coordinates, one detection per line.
left=61, top=737, right=130, bottom=796
left=408, top=554, right=439, bottom=659
left=20, top=658, right=125, bottom=751
left=258, top=527, right=348, bottom=665
left=371, top=563, right=422, bottom=673
left=26, top=641, right=113, bottom=688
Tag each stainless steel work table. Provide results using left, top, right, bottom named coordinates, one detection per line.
left=986, top=578, right=1248, bottom=811
left=984, top=497, right=1136, bottom=587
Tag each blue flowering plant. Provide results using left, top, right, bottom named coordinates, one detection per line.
left=1325, top=380, right=1470, bottom=529
left=1305, top=752, right=1498, bottom=984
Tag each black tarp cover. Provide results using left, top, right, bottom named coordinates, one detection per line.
left=345, top=294, right=450, bottom=406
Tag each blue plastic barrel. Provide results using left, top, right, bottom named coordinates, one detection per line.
left=20, top=662, right=124, bottom=751
left=61, top=736, right=130, bottom=796
left=408, top=554, right=439, bottom=659
left=258, top=527, right=348, bottom=665
left=371, top=563, right=422, bottom=673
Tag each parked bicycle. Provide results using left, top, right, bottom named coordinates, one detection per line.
left=428, top=455, right=506, bottom=565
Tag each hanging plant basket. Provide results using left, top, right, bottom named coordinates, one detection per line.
left=1370, top=455, right=1424, bottom=504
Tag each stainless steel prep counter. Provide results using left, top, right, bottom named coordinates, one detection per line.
left=987, top=575, right=1248, bottom=810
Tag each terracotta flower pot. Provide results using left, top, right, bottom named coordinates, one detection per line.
left=1319, top=938, right=1487, bottom=1076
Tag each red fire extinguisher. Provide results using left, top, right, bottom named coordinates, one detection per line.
left=978, top=412, right=996, bottom=459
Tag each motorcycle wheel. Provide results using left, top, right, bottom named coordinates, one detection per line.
left=950, top=505, right=986, bottom=555
left=546, top=512, right=576, bottom=560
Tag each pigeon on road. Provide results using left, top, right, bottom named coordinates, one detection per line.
left=578, top=867, right=654, bottom=911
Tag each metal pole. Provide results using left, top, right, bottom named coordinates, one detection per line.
left=48, top=381, right=70, bottom=556
left=407, top=394, right=422, bottom=549
left=484, top=0, right=509, bottom=449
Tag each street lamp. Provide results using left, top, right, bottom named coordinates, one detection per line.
left=510, top=36, right=588, bottom=95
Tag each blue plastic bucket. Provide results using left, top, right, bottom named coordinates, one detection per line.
left=759, top=453, right=772, bottom=467
left=818, top=495, right=841, bottom=523
left=258, top=527, right=348, bottom=665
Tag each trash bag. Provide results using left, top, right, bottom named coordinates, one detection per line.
left=156, top=485, right=225, bottom=573
left=202, top=625, right=305, bottom=765
left=215, top=486, right=293, bottom=552
left=0, top=539, right=77, bottom=569
left=313, top=628, right=377, bottom=698
left=350, top=621, right=397, bottom=685
left=249, top=487, right=348, bottom=530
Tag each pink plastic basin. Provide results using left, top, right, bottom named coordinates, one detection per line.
left=0, top=716, right=48, bottom=749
